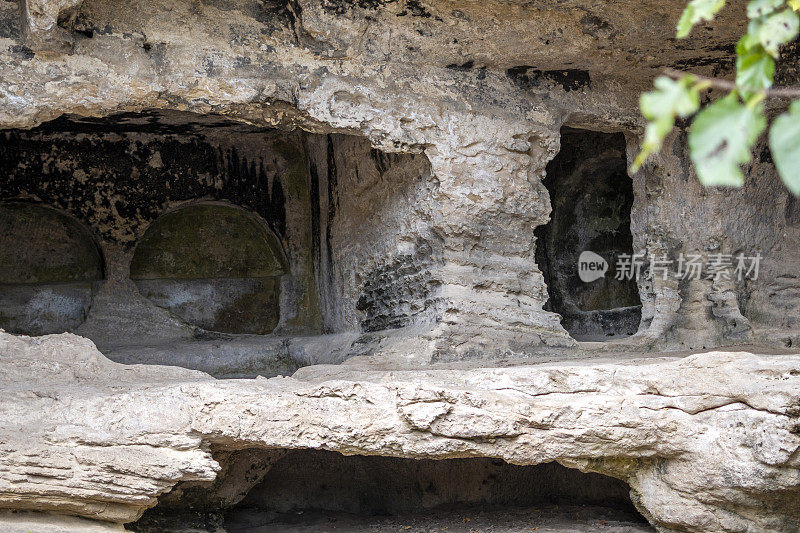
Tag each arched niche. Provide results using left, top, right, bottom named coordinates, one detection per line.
left=0, top=203, right=104, bottom=335
left=130, top=203, right=287, bottom=335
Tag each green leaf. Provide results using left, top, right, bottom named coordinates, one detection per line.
left=759, top=9, right=800, bottom=56
left=739, top=29, right=762, bottom=53
left=769, top=99, right=800, bottom=195
left=736, top=39, right=775, bottom=95
left=677, top=0, right=727, bottom=38
left=632, top=115, right=675, bottom=171
left=790, top=0, right=800, bottom=11
left=640, top=76, right=701, bottom=120
left=747, top=0, right=785, bottom=18
left=688, top=93, right=766, bottom=186
left=632, top=76, right=703, bottom=172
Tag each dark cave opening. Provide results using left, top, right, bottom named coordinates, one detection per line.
left=0, top=111, right=310, bottom=342
left=128, top=448, right=653, bottom=533
left=535, top=127, right=642, bottom=341
left=0, top=110, right=436, bottom=375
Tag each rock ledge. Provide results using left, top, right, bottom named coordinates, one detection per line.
left=0, top=331, right=798, bottom=532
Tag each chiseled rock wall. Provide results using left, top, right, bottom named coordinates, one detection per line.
left=305, top=133, right=439, bottom=335
left=1, top=2, right=799, bottom=532
left=0, top=123, right=439, bottom=346
left=0, top=0, right=586, bottom=356
left=2, top=0, right=798, bottom=354
left=1, top=331, right=798, bottom=532
left=630, top=133, right=800, bottom=351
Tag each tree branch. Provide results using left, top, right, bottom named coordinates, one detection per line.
left=663, top=68, right=800, bottom=98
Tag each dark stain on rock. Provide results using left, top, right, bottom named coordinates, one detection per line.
left=322, top=0, right=393, bottom=16
left=370, top=148, right=390, bottom=174
left=270, top=179, right=287, bottom=236
left=760, top=145, right=774, bottom=165
left=0, top=115, right=294, bottom=248
left=9, top=44, right=34, bottom=60
left=73, top=26, right=95, bottom=39
left=204, top=0, right=295, bottom=29
left=397, top=0, right=440, bottom=20
left=202, top=57, right=218, bottom=77
left=148, top=42, right=169, bottom=68
left=325, top=134, right=339, bottom=282
left=775, top=40, right=800, bottom=87
left=670, top=55, right=734, bottom=72
left=507, top=66, right=591, bottom=92
left=73, top=13, right=114, bottom=37
left=446, top=60, right=474, bottom=71
left=786, top=195, right=800, bottom=226
left=0, top=3, right=20, bottom=39
left=309, top=157, right=322, bottom=272
left=579, top=13, right=611, bottom=38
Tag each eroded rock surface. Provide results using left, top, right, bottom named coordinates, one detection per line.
left=1, top=331, right=798, bottom=532
left=3, top=0, right=799, bottom=356
left=1, top=4, right=800, bottom=530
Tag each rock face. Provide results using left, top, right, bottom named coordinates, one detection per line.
left=1, top=1, right=800, bottom=531
left=1, top=0, right=798, bottom=357
left=1, top=331, right=798, bottom=532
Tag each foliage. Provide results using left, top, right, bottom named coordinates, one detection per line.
left=770, top=100, right=800, bottom=193
left=689, top=93, right=766, bottom=186
left=633, top=0, right=800, bottom=195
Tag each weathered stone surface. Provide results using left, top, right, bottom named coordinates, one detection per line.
left=1, top=331, right=798, bottom=532
left=103, top=332, right=360, bottom=378
left=2, top=0, right=798, bottom=354
left=0, top=203, right=103, bottom=335
left=18, top=0, right=84, bottom=52
left=130, top=203, right=287, bottom=335
left=1, top=2, right=800, bottom=530
left=0, top=511, right=123, bottom=532
left=629, top=132, right=800, bottom=351
left=0, top=203, right=102, bottom=285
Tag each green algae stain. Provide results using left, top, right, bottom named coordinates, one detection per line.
left=0, top=203, right=103, bottom=284
left=130, top=204, right=288, bottom=280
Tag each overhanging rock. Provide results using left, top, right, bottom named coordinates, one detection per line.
left=1, top=331, right=798, bottom=532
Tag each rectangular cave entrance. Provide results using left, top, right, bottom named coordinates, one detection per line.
left=534, top=127, right=642, bottom=341
left=0, top=111, right=435, bottom=377
left=129, top=448, right=653, bottom=532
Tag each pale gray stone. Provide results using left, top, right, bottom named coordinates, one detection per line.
left=0, top=332, right=797, bottom=532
